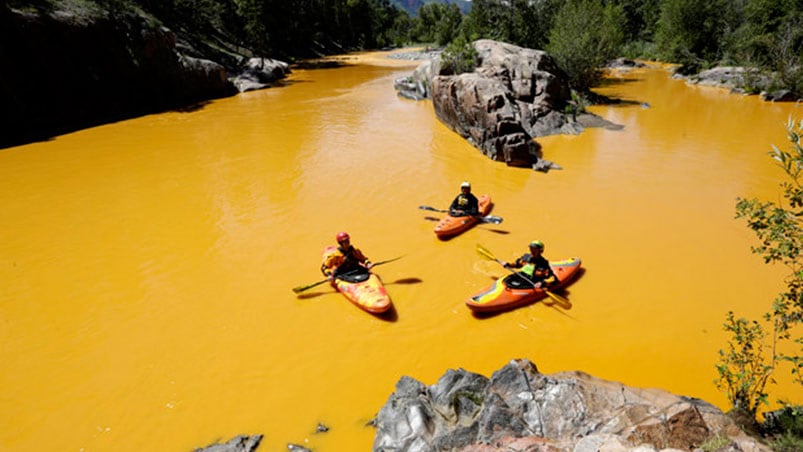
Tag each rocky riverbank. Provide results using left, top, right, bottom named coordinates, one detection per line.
left=0, top=4, right=289, bottom=149
left=194, top=359, right=769, bottom=452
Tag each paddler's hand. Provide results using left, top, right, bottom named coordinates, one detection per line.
left=365, top=261, right=373, bottom=270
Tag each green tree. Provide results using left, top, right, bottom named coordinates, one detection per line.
left=717, top=117, right=803, bottom=417
left=546, top=0, right=625, bottom=91
left=715, top=312, right=776, bottom=416
left=440, top=34, right=478, bottom=75
left=459, top=0, right=508, bottom=42
left=654, top=0, right=734, bottom=73
left=458, top=0, right=560, bottom=50
left=616, top=0, right=662, bottom=42
left=415, top=2, right=462, bottom=46
left=725, top=0, right=803, bottom=94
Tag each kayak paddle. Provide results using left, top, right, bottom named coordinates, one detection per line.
left=417, top=205, right=503, bottom=225
left=475, top=244, right=569, bottom=306
left=292, top=256, right=403, bottom=294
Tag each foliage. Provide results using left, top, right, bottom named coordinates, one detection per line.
left=563, top=90, right=590, bottom=119
left=714, top=312, right=775, bottom=415
left=16, top=0, right=803, bottom=94
left=654, top=0, right=734, bottom=74
left=617, top=0, right=662, bottom=42
left=764, top=404, right=803, bottom=437
left=717, top=117, right=803, bottom=418
left=415, top=2, right=462, bottom=46
left=723, top=1, right=803, bottom=96
left=770, top=432, right=803, bottom=452
left=439, top=34, right=477, bottom=75
left=546, top=0, right=625, bottom=91
left=699, top=434, right=733, bottom=452
left=459, top=0, right=561, bottom=51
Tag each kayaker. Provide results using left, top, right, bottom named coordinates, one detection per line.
left=504, top=240, right=558, bottom=288
left=321, top=232, right=373, bottom=281
left=449, top=181, right=479, bottom=217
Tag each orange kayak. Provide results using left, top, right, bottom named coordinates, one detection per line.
left=466, top=258, right=582, bottom=313
left=434, top=194, right=492, bottom=239
left=322, top=246, right=392, bottom=314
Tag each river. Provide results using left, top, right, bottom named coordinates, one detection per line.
left=1, top=50, right=800, bottom=451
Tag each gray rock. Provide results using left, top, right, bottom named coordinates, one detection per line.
left=394, top=39, right=615, bottom=170
left=372, top=359, right=770, bottom=452
left=761, top=89, right=799, bottom=102
left=194, top=434, right=262, bottom=452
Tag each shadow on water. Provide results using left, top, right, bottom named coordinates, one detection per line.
left=295, top=290, right=331, bottom=299
left=375, top=303, right=398, bottom=322
left=482, top=227, right=510, bottom=235
left=386, top=277, right=423, bottom=286
left=470, top=297, right=575, bottom=320
left=1, top=100, right=214, bottom=150
left=291, top=60, right=350, bottom=70
left=595, top=76, right=643, bottom=88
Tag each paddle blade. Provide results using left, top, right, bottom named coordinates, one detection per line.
left=292, top=279, right=328, bottom=294
left=481, top=215, right=503, bottom=224
left=545, top=290, right=570, bottom=306
left=476, top=244, right=497, bottom=261
left=418, top=205, right=440, bottom=212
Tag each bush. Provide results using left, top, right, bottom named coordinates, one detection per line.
left=440, top=35, right=478, bottom=75
left=546, top=0, right=625, bottom=91
left=770, top=431, right=803, bottom=452
left=763, top=405, right=803, bottom=437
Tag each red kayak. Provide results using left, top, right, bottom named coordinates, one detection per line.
left=466, top=258, right=582, bottom=313
left=434, top=195, right=492, bottom=239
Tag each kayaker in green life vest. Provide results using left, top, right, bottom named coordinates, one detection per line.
left=504, top=240, right=558, bottom=288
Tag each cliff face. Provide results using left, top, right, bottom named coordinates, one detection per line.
left=0, top=5, right=234, bottom=148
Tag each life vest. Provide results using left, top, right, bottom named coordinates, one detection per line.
left=321, top=245, right=367, bottom=276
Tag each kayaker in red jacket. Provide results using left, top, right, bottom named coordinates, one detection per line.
left=449, top=181, right=479, bottom=217
left=321, top=232, right=373, bottom=280
left=504, top=240, right=558, bottom=288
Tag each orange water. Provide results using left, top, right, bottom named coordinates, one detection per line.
left=1, top=52, right=800, bottom=451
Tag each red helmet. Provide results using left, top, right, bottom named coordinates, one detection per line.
left=336, top=231, right=350, bottom=243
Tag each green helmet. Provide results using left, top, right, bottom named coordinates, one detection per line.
left=529, top=240, right=544, bottom=250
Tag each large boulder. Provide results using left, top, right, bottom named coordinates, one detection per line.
left=396, top=40, right=605, bottom=170
left=373, top=359, right=769, bottom=452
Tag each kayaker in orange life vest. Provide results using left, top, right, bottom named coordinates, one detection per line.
left=321, top=232, right=373, bottom=281
left=504, top=240, right=558, bottom=288
left=449, top=181, right=479, bottom=217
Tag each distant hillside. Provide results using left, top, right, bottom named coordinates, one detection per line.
left=390, top=0, right=472, bottom=16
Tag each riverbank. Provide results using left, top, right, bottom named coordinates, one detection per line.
left=0, top=3, right=292, bottom=149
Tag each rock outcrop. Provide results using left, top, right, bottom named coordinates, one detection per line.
left=395, top=40, right=619, bottom=171
left=194, top=434, right=262, bottom=452
left=372, top=359, right=769, bottom=452
left=0, top=4, right=289, bottom=148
